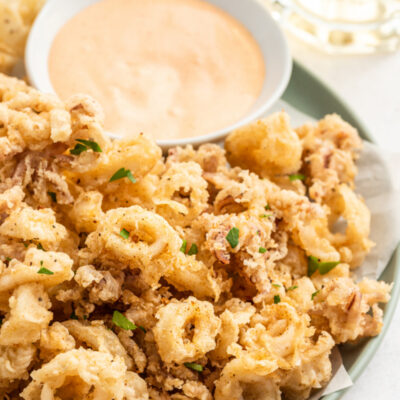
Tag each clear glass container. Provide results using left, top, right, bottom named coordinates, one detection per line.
left=263, top=0, right=400, bottom=53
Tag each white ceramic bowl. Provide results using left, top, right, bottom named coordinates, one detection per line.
left=26, top=0, right=292, bottom=148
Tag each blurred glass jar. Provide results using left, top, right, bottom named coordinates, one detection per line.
left=263, top=0, right=400, bottom=53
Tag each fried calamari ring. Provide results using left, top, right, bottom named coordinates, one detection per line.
left=242, top=303, right=309, bottom=369
left=0, top=248, right=73, bottom=311
left=39, top=322, right=76, bottom=362
left=268, top=188, right=340, bottom=263
left=295, top=219, right=340, bottom=263
left=85, top=206, right=220, bottom=299
left=298, top=114, right=362, bottom=203
left=68, top=134, right=161, bottom=188
left=0, top=283, right=52, bottom=346
left=87, top=206, right=179, bottom=264
left=153, top=297, right=220, bottom=364
left=225, top=112, right=302, bottom=177
left=211, top=299, right=255, bottom=361
left=0, top=206, right=69, bottom=250
left=85, top=205, right=180, bottom=284
left=311, top=277, right=391, bottom=343
left=155, top=161, right=208, bottom=227
left=0, top=1, right=46, bottom=74
left=21, top=349, right=148, bottom=400
left=329, top=184, right=374, bottom=267
left=66, top=94, right=107, bottom=143
left=69, top=191, right=104, bottom=233
left=63, top=320, right=133, bottom=370
left=166, top=253, right=222, bottom=300
left=214, top=347, right=279, bottom=400
left=280, top=331, right=335, bottom=400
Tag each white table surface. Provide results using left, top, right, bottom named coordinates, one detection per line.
left=289, top=40, right=400, bottom=399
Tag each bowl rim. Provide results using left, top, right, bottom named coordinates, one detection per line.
left=25, top=0, right=292, bottom=148
left=284, top=61, right=400, bottom=400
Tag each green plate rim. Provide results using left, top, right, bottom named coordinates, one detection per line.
left=282, top=60, right=400, bottom=400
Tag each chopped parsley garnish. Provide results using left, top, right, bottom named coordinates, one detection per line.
left=265, top=204, right=271, bottom=210
left=287, top=285, right=298, bottom=291
left=47, top=191, right=57, bottom=203
left=109, top=168, right=136, bottom=183
left=307, top=256, right=340, bottom=276
left=23, top=242, right=29, bottom=248
left=37, top=267, right=54, bottom=275
left=70, top=139, right=102, bottom=155
left=70, top=143, right=88, bottom=155
left=75, top=139, right=102, bottom=153
left=180, top=239, right=187, bottom=253
left=272, top=283, right=281, bottom=288
left=119, top=229, right=130, bottom=239
left=40, top=260, right=43, bottom=266
left=274, top=295, right=281, bottom=304
left=138, top=326, right=147, bottom=333
left=70, top=310, right=78, bottom=320
left=188, top=243, right=198, bottom=255
left=112, top=311, right=137, bottom=330
left=5, top=257, right=11, bottom=263
left=260, top=214, right=272, bottom=218
left=311, top=290, right=320, bottom=300
left=184, top=362, right=203, bottom=372
left=259, top=247, right=267, bottom=254
left=37, top=243, right=45, bottom=251
left=289, top=173, right=305, bottom=182
left=226, top=227, right=239, bottom=248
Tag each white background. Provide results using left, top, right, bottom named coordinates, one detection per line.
left=290, top=40, right=400, bottom=400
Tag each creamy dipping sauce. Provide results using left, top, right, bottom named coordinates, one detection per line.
left=49, top=0, right=265, bottom=141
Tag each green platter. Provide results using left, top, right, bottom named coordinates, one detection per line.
left=282, top=61, right=400, bottom=400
